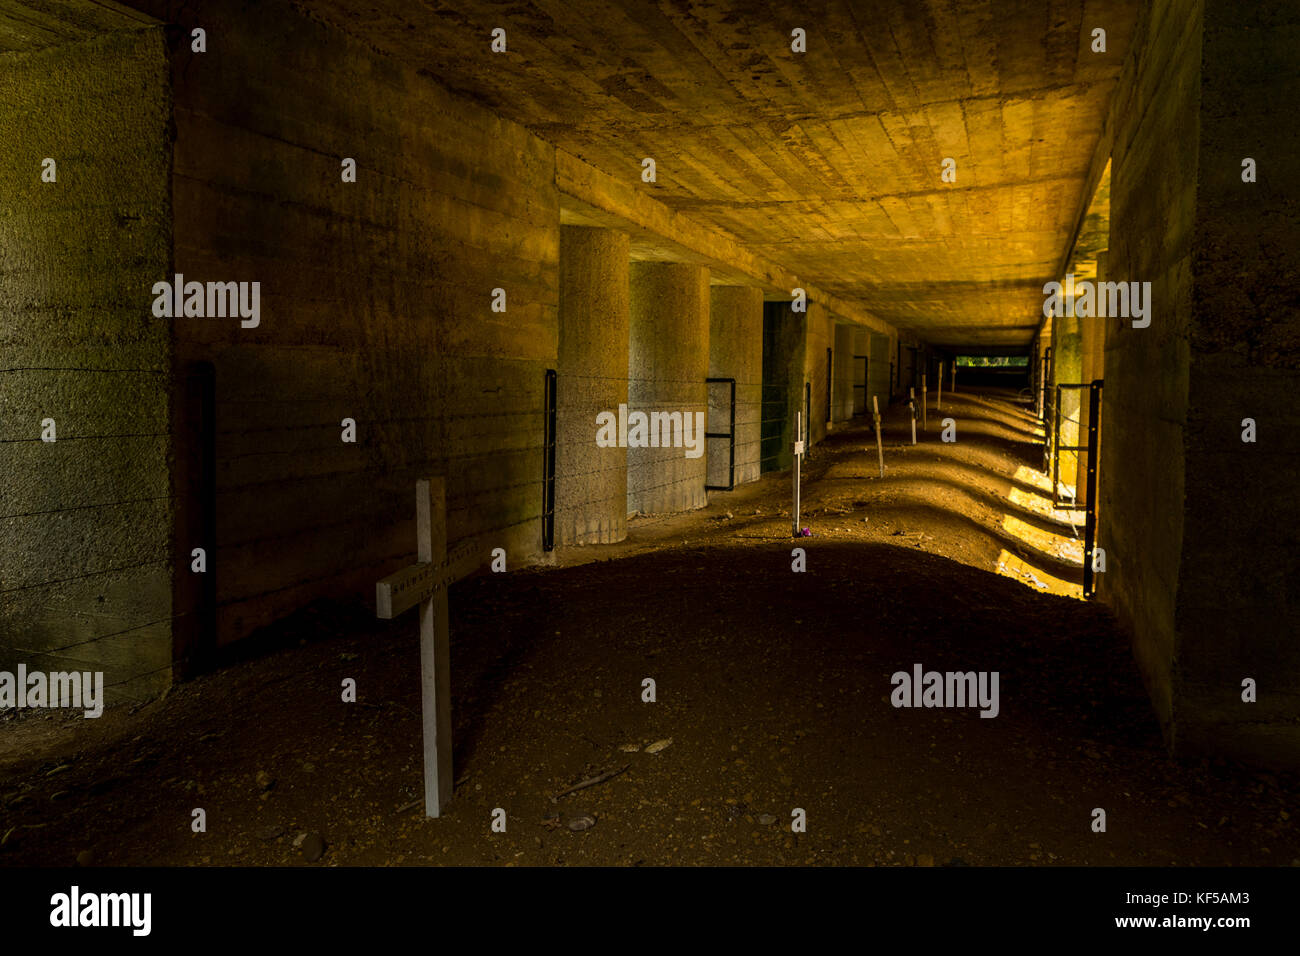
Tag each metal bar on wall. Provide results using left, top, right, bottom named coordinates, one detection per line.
left=705, top=377, right=736, bottom=491
left=1083, top=380, right=1104, bottom=597
left=542, top=369, right=557, bottom=551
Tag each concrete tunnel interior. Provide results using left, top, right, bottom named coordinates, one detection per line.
left=0, top=0, right=1297, bottom=875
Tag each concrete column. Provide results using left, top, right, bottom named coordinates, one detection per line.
left=849, top=327, right=870, bottom=415
left=1050, top=306, right=1083, bottom=498
left=803, top=301, right=834, bottom=445
left=832, top=324, right=856, bottom=423
left=628, top=262, right=710, bottom=515
left=557, top=226, right=629, bottom=545
left=708, top=285, right=763, bottom=486
left=1076, top=252, right=1108, bottom=495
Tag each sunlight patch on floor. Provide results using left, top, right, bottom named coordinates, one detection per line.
left=997, top=466, right=1084, bottom=598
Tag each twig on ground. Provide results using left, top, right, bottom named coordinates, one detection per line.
left=551, top=764, right=630, bottom=802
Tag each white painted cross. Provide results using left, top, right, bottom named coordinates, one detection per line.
left=792, top=410, right=804, bottom=537
left=375, top=477, right=478, bottom=818
left=872, top=395, right=884, bottom=477
left=909, top=387, right=918, bottom=445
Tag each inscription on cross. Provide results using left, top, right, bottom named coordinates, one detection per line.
left=375, top=477, right=479, bottom=818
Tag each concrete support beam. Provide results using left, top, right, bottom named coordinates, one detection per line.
left=708, top=285, right=763, bottom=487
left=557, top=226, right=629, bottom=545
left=628, top=262, right=710, bottom=515
left=556, top=150, right=899, bottom=340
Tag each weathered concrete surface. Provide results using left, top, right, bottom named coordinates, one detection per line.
left=831, top=324, right=856, bottom=423
left=628, top=262, right=710, bottom=514
left=1051, top=312, right=1083, bottom=498
left=803, top=302, right=835, bottom=447
left=142, top=0, right=559, bottom=648
left=708, top=285, right=763, bottom=487
left=1099, top=0, right=1300, bottom=767
left=555, top=151, right=897, bottom=341
left=0, top=27, right=174, bottom=701
left=869, top=333, right=893, bottom=409
left=1173, top=0, right=1300, bottom=765
left=557, top=226, right=629, bottom=546
left=0, top=0, right=155, bottom=52
left=303, top=0, right=1142, bottom=349
left=1096, top=0, right=1201, bottom=744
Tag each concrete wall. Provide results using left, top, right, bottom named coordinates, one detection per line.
left=557, top=226, right=628, bottom=545
left=708, top=285, right=763, bottom=487
left=153, top=0, right=558, bottom=648
left=831, top=323, right=856, bottom=423
left=627, top=261, right=709, bottom=514
left=0, top=28, right=175, bottom=700
left=1173, top=0, right=1300, bottom=764
left=1097, top=0, right=1200, bottom=738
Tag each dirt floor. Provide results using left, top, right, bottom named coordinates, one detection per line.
left=2, top=387, right=1297, bottom=867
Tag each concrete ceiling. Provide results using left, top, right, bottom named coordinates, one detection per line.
left=300, top=0, right=1139, bottom=349
left=0, top=0, right=154, bottom=52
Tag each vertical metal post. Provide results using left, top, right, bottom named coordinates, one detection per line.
left=1052, top=383, right=1062, bottom=501
left=1083, top=380, right=1103, bottom=597
left=872, top=395, right=884, bottom=478
left=728, top=378, right=736, bottom=488
left=542, top=369, right=557, bottom=551
left=909, top=387, right=917, bottom=445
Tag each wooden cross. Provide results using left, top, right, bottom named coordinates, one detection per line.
left=375, top=477, right=478, bottom=818
left=909, top=387, right=918, bottom=445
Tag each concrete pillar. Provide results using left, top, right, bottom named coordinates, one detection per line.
left=831, top=323, right=856, bottom=423
left=850, top=328, right=871, bottom=415
left=708, top=285, right=763, bottom=486
left=628, top=262, right=710, bottom=514
left=1050, top=307, right=1083, bottom=498
left=1076, top=252, right=1108, bottom=496
left=0, top=32, right=175, bottom=703
left=557, top=226, right=629, bottom=545
left=869, top=333, right=892, bottom=408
